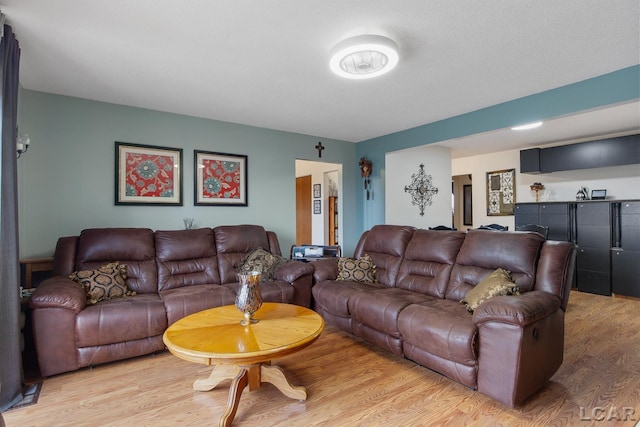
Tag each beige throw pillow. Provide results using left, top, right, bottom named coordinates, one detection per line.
left=69, top=262, right=136, bottom=305
left=461, top=268, right=520, bottom=313
left=337, top=254, right=376, bottom=283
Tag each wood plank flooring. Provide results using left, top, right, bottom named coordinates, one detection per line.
left=4, top=291, right=640, bottom=426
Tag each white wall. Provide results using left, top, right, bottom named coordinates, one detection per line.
left=452, top=147, right=640, bottom=230
left=295, top=160, right=342, bottom=246
left=386, top=145, right=452, bottom=227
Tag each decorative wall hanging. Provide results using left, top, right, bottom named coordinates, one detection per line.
left=313, top=183, right=321, bottom=198
left=115, top=142, right=183, bottom=205
left=313, top=199, right=321, bottom=214
left=404, top=164, right=439, bottom=216
left=486, top=168, right=515, bottom=216
left=194, top=150, right=248, bottom=206
left=359, top=157, right=373, bottom=200
left=315, top=142, right=325, bottom=158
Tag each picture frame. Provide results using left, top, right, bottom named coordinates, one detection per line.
left=115, top=142, right=183, bottom=205
left=463, top=184, right=473, bottom=225
left=194, top=150, right=248, bottom=206
left=486, top=168, right=515, bottom=216
left=313, top=183, right=321, bottom=199
left=313, top=199, right=321, bottom=214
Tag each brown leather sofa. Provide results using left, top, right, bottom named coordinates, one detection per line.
left=312, top=225, right=576, bottom=407
left=29, top=225, right=313, bottom=377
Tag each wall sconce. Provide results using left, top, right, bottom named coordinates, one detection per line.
left=17, top=131, right=30, bottom=158
left=359, top=157, right=373, bottom=200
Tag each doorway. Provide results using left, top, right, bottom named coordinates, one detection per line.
left=295, top=160, right=343, bottom=247
left=452, top=174, right=473, bottom=231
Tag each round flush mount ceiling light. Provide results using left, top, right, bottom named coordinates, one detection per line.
left=329, top=35, right=399, bottom=80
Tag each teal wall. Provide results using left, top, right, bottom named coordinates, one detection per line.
left=17, top=90, right=358, bottom=258
left=355, top=65, right=640, bottom=233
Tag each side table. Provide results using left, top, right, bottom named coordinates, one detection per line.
left=20, top=257, right=54, bottom=289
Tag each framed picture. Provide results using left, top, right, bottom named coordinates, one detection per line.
left=313, top=199, right=321, bottom=214
left=194, top=150, right=248, bottom=206
left=463, top=184, right=473, bottom=225
left=115, top=142, right=182, bottom=205
left=486, top=168, right=515, bottom=216
left=313, top=183, right=321, bottom=198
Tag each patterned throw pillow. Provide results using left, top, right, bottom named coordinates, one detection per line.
left=69, top=262, right=136, bottom=305
left=337, top=254, right=376, bottom=283
left=461, top=268, right=520, bottom=313
left=237, top=248, right=288, bottom=282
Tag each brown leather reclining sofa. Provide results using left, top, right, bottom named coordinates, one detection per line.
left=29, top=225, right=313, bottom=377
left=312, top=225, right=576, bottom=407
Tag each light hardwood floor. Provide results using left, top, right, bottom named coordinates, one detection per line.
left=5, top=291, right=640, bottom=426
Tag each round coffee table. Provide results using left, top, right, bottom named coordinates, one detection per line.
left=163, top=302, right=324, bottom=427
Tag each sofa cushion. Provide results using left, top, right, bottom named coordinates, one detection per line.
left=76, top=294, right=167, bottom=347
left=69, top=262, right=136, bottom=305
left=445, top=230, right=544, bottom=302
left=396, top=230, right=465, bottom=298
left=398, top=299, right=478, bottom=368
left=312, top=280, right=386, bottom=318
left=214, top=225, right=272, bottom=284
left=461, top=268, right=520, bottom=313
left=75, top=228, right=158, bottom=294
left=155, top=228, right=221, bottom=291
left=355, top=225, right=415, bottom=286
left=160, top=285, right=237, bottom=325
left=337, top=254, right=376, bottom=283
left=237, top=247, right=288, bottom=282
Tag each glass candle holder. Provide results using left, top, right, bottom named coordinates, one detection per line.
left=235, top=271, right=262, bottom=325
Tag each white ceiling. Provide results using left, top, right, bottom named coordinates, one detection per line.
left=1, top=0, right=639, bottom=155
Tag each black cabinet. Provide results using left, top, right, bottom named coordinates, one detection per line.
left=515, top=200, right=640, bottom=298
left=611, top=201, right=640, bottom=297
left=514, top=202, right=570, bottom=241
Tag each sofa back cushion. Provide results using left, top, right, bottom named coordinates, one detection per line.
left=155, top=228, right=221, bottom=291
left=396, top=230, right=466, bottom=298
left=445, top=230, right=544, bottom=302
left=214, top=225, right=273, bottom=284
left=354, top=225, right=415, bottom=287
left=75, top=228, right=157, bottom=294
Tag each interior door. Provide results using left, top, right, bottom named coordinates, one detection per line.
left=296, top=175, right=312, bottom=245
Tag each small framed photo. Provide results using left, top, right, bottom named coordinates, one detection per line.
left=313, top=183, right=321, bottom=198
left=195, top=150, right=248, bottom=206
left=115, top=142, right=183, bottom=205
left=313, top=199, right=321, bottom=214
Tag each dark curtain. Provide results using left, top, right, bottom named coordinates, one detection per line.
left=0, top=22, right=22, bottom=410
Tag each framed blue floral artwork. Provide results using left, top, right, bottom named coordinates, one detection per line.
left=194, top=150, right=248, bottom=206
left=115, top=142, right=183, bottom=205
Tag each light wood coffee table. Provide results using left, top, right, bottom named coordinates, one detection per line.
left=163, top=302, right=324, bottom=426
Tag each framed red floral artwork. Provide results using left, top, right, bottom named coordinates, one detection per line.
left=115, top=142, right=183, bottom=205
left=194, top=150, right=248, bottom=206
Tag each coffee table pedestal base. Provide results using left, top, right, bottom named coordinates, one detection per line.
left=193, top=362, right=307, bottom=427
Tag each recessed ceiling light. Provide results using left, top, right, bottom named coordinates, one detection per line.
left=511, top=121, right=543, bottom=131
left=329, top=35, right=399, bottom=80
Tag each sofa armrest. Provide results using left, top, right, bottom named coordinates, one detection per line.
left=30, top=276, right=87, bottom=313
left=274, top=260, right=314, bottom=283
left=311, top=258, right=339, bottom=283
left=472, top=291, right=561, bottom=328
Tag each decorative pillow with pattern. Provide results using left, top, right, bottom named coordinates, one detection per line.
left=237, top=247, right=288, bottom=282
left=69, top=262, right=136, bottom=305
left=337, top=254, right=376, bottom=283
left=461, top=268, right=520, bottom=313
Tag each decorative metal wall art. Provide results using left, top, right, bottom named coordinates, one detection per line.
left=359, top=157, right=373, bottom=200
left=486, top=168, right=515, bottom=216
left=404, top=164, right=439, bottom=216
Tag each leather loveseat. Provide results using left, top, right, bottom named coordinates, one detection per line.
left=29, top=225, right=313, bottom=377
left=311, top=225, right=576, bottom=407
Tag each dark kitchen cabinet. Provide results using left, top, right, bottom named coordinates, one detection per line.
left=515, top=200, right=640, bottom=298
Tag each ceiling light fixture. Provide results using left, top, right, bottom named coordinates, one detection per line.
left=329, top=35, right=399, bottom=80
left=511, top=121, right=543, bottom=131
